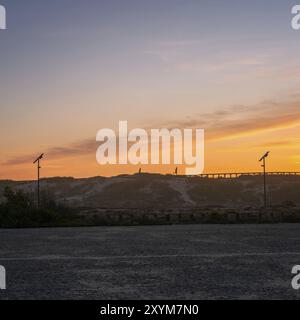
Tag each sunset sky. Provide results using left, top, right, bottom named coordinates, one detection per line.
left=1, top=0, right=300, bottom=180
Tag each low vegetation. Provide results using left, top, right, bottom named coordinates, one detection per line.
left=0, top=187, right=81, bottom=228
left=0, top=185, right=300, bottom=228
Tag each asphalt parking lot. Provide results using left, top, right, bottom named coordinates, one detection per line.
left=0, top=224, right=300, bottom=299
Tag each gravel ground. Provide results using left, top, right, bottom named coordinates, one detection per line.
left=0, top=224, right=300, bottom=300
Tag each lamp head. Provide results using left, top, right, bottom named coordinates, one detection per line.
left=33, top=153, right=44, bottom=164
left=259, top=151, right=270, bottom=162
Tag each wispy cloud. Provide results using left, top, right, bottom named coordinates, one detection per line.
left=144, top=38, right=272, bottom=73
left=155, top=40, right=204, bottom=47
left=153, top=97, right=300, bottom=141
left=253, top=138, right=300, bottom=149
left=175, top=55, right=271, bottom=73
left=3, top=139, right=97, bottom=166
left=144, top=39, right=203, bottom=62
left=3, top=96, right=300, bottom=166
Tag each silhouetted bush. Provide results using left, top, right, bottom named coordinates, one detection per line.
left=0, top=187, right=79, bottom=228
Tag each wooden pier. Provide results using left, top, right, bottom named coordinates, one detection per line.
left=198, top=172, right=300, bottom=179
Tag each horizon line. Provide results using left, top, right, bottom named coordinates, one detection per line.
left=2, top=171, right=300, bottom=182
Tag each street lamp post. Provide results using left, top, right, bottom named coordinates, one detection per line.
left=259, top=151, right=270, bottom=208
left=33, top=153, right=44, bottom=208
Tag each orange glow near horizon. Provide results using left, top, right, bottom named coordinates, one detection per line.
left=2, top=121, right=300, bottom=181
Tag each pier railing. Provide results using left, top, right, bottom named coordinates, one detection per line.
left=198, top=172, right=300, bottom=179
